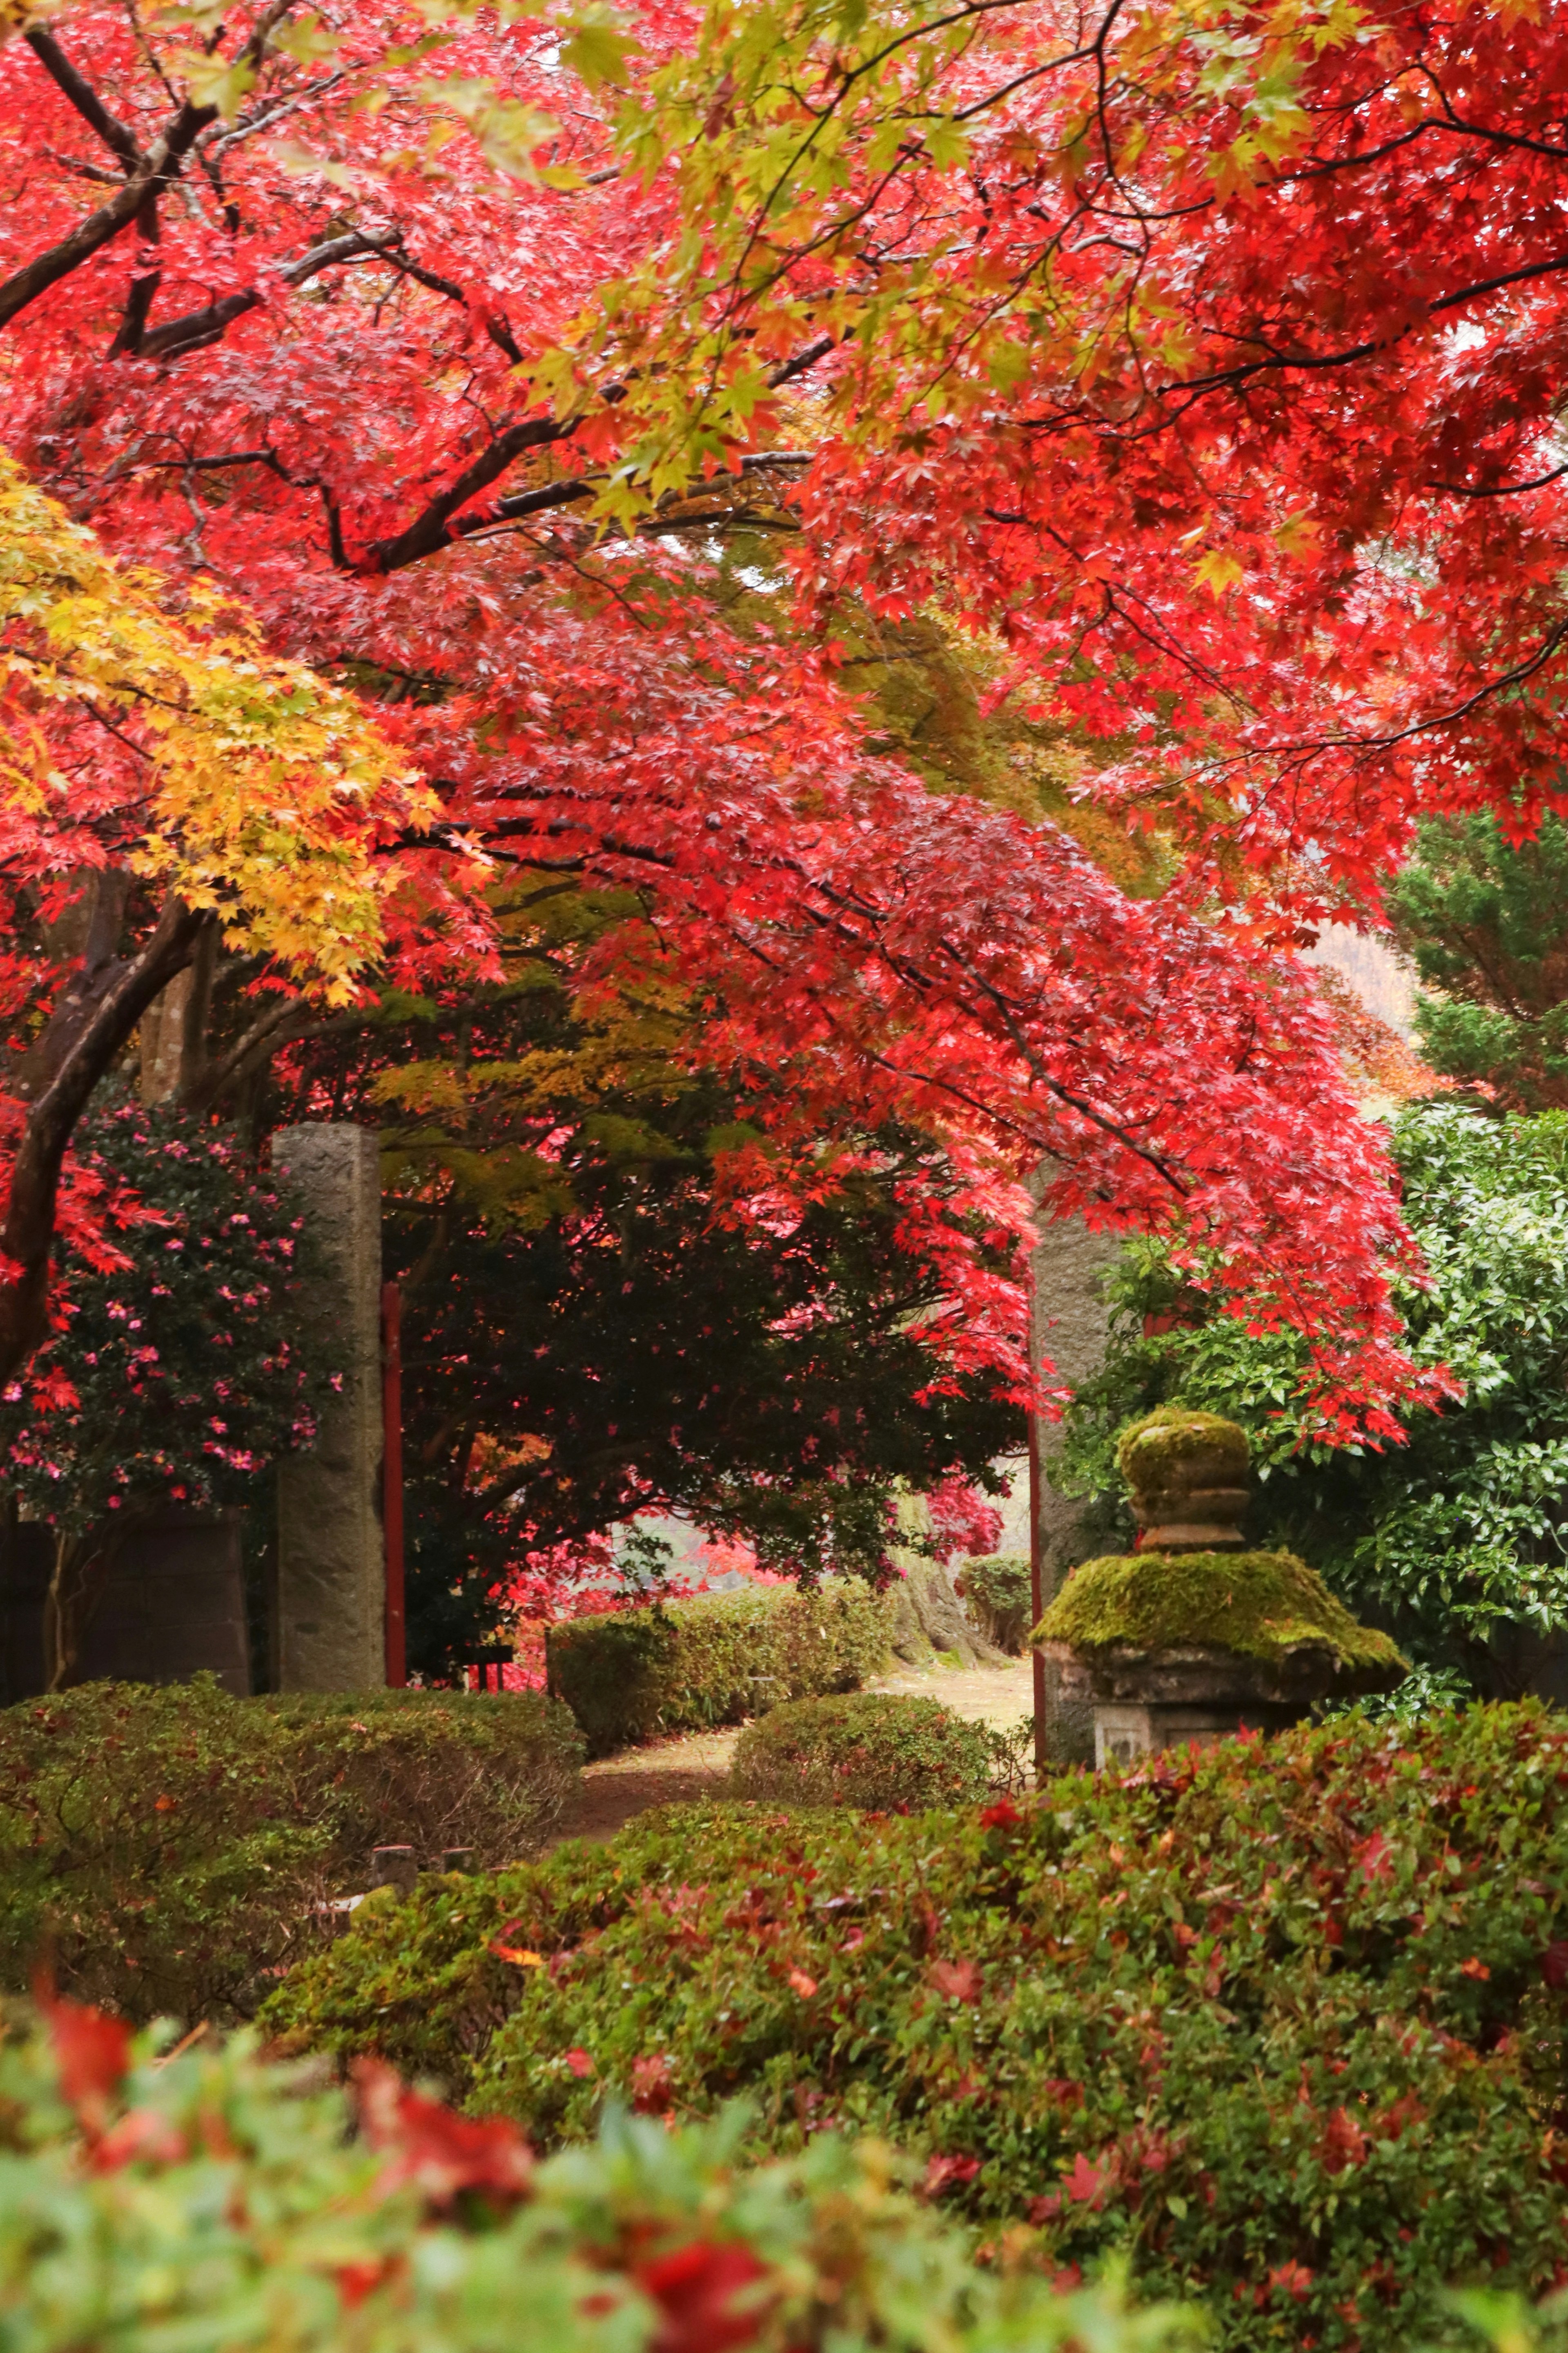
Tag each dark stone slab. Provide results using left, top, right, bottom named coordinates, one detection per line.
left=1, top=1513, right=250, bottom=1700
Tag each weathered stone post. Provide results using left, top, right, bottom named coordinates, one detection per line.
left=1029, top=1197, right=1120, bottom=1764
left=273, top=1124, right=384, bottom=1691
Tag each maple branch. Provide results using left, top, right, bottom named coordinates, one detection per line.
left=0, top=102, right=215, bottom=330
left=0, top=0, right=299, bottom=332
left=1434, top=460, right=1568, bottom=500
left=185, top=994, right=314, bottom=1113
left=23, top=27, right=143, bottom=169
left=0, top=895, right=205, bottom=1388
left=138, top=228, right=401, bottom=361
left=366, top=413, right=582, bottom=572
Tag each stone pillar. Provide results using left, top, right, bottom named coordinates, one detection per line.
left=273, top=1124, right=384, bottom=1691
left=1030, top=1203, right=1120, bottom=1762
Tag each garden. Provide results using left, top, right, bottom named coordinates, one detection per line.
left=6, top=1, right=1568, bottom=2349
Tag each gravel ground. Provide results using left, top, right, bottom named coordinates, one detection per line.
left=558, top=1657, right=1038, bottom=1847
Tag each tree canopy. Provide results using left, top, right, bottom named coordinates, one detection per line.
left=4, top=0, right=1557, bottom=1453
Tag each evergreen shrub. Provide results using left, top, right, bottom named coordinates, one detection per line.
left=0, top=1996, right=1192, bottom=2353
left=954, top=1555, right=1032, bottom=1652
left=0, top=1677, right=582, bottom=2022
left=267, top=1703, right=1568, bottom=2351
left=728, top=1693, right=1014, bottom=1812
left=545, top=1580, right=892, bottom=1755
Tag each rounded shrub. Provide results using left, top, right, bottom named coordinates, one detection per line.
left=266, top=1702, right=1568, bottom=2351
left=0, top=1676, right=583, bottom=2022
left=728, top=1692, right=1002, bottom=1811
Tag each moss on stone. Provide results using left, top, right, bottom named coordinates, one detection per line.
left=1116, top=1405, right=1251, bottom=1495
left=1032, top=1547, right=1407, bottom=1676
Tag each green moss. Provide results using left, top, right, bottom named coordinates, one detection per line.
left=1032, top=1547, right=1406, bottom=1676
left=1116, top=1406, right=1251, bottom=1495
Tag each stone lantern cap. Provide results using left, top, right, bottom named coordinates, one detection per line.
left=1117, top=1404, right=1252, bottom=1552
left=1031, top=1544, right=1407, bottom=1707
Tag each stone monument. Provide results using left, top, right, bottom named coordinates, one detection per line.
left=1029, top=1189, right=1121, bottom=1762
left=1033, top=1405, right=1405, bottom=1767
left=273, top=1124, right=385, bottom=1691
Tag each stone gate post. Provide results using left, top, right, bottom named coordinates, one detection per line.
left=273, top=1123, right=384, bottom=1690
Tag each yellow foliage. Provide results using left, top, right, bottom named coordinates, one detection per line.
left=0, top=451, right=431, bottom=1001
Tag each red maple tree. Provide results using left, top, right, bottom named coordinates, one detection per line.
left=0, top=0, right=1504, bottom=1440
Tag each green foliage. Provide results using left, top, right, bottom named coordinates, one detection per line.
left=545, top=1581, right=893, bottom=1756
left=953, top=1555, right=1032, bottom=1653
left=1388, top=811, right=1568, bottom=1112
left=728, top=1693, right=1015, bottom=1812
left=265, top=1704, right=1568, bottom=2351
left=0, top=1678, right=582, bottom=2023
left=1034, top=1549, right=1406, bottom=1678
left=0, top=1096, right=336, bottom=1533
left=1056, top=1104, right=1568, bottom=1690
left=0, top=2001, right=1197, bottom=2353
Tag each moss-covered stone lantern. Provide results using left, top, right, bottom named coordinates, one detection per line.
left=1032, top=1405, right=1406, bottom=1769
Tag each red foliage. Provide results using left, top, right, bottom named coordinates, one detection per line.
left=40, top=1988, right=131, bottom=2124
left=354, top=2059, right=534, bottom=2207
left=0, top=0, right=1519, bottom=1437
left=632, top=2240, right=774, bottom=2353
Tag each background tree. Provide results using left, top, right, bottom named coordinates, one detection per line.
left=1388, top=815, right=1568, bottom=1112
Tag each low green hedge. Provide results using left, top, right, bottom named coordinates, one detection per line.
left=266, top=1703, right=1568, bottom=2351
left=0, top=1677, right=582, bottom=2023
left=546, top=1580, right=892, bottom=1755
left=1, top=1994, right=1197, bottom=2353
left=728, top=1693, right=1020, bottom=1812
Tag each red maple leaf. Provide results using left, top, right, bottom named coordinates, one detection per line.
left=633, top=2241, right=773, bottom=2353
left=631, top=2053, right=677, bottom=2114
left=978, top=1798, right=1022, bottom=1829
left=928, top=1957, right=981, bottom=2002
left=923, top=2152, right=983, bottom=2196
left=1060, top=2151, right=1114, bottom=2209
left=354, top=2061, right=532, bottom=2207
left=1321, top=2106, right=1369, bottom=2175
left=42, top=1994, right=131, bottom=2123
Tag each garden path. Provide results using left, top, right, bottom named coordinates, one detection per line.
left=559, top=1656, right=1037, bottom=1847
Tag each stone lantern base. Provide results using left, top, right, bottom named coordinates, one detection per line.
left=1093, top=1697, right=1303, bottom=1771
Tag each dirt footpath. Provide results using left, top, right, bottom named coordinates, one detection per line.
left=559, top=1658, right=1037, bottom=1847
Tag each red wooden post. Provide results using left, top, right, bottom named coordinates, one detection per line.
left=382, top=1280, right=406, bottom=1688
left=1029, top=1395, right=1047, bottom=1785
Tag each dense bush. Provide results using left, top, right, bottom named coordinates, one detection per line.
left=0, top=1677, right=582, bottom=2022
left=267, top=1703, right=1568, bottom=2350
left=954, top=1556, right=1032, bottom=1653
left=545, top=1580, right=892, bottom=1754
left=728, top=1693, right=1021, bottom=1812
left=0, top=1994, right=1193, bottom=2353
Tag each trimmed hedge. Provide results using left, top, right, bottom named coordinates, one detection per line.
left=2, top=1994, right=1197, bottom=2353
left=728, top=1693, right=1019, bottom=1812
left=266, top=1703, right=1568, bottom=2350
left=0, top=1677, right=582, bottom=2023
left=546, top=1580, right=892, bottom=1755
